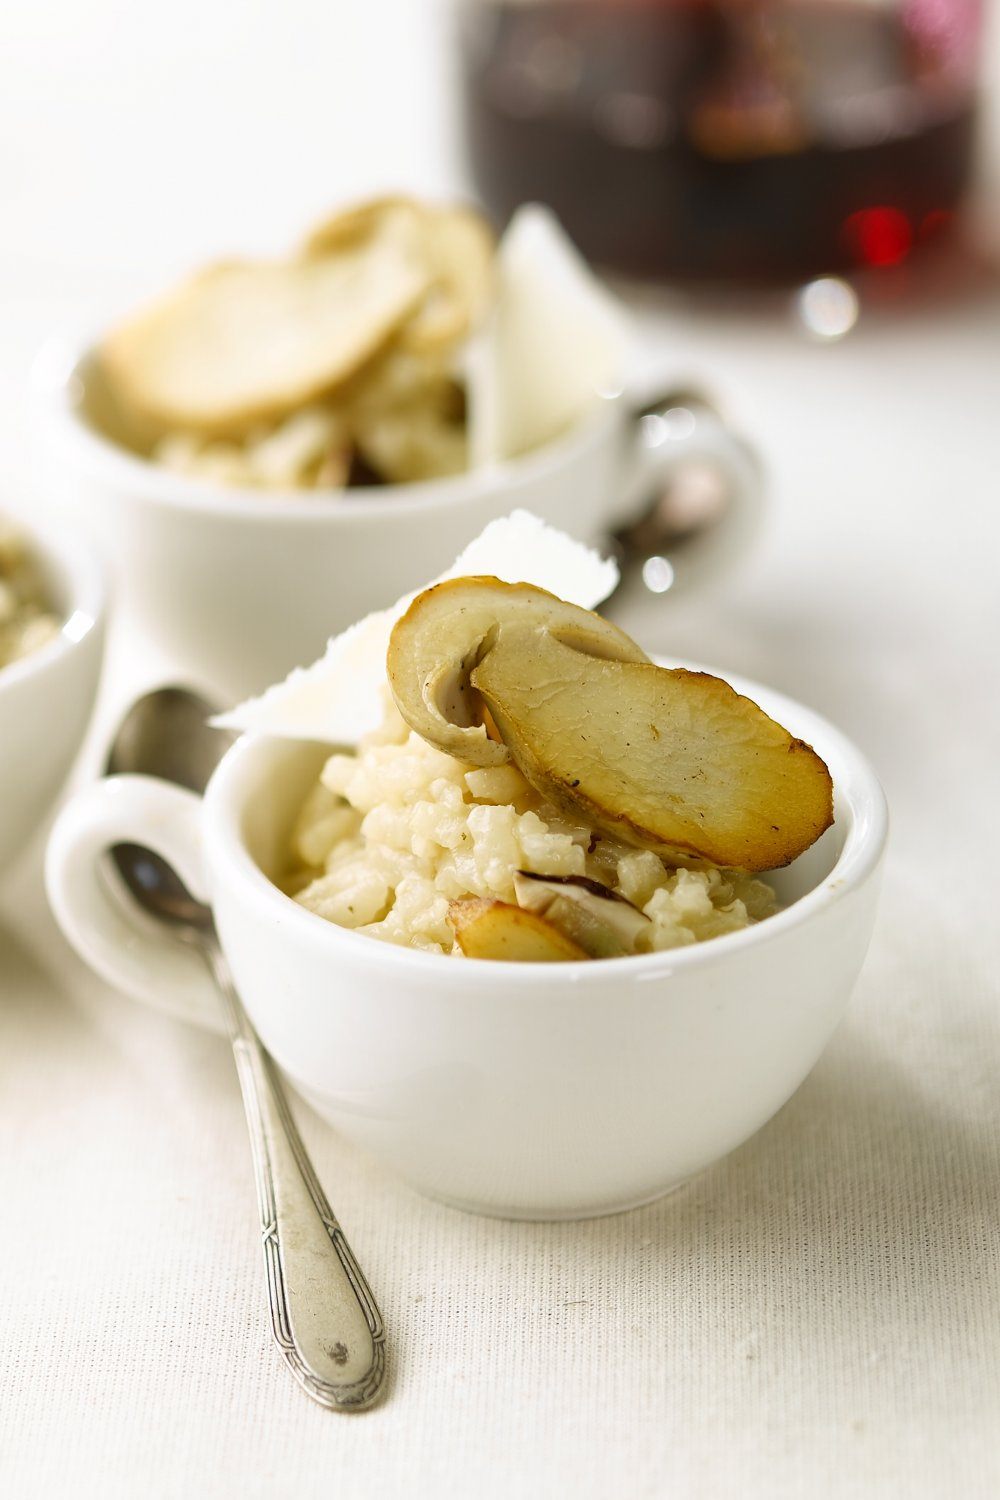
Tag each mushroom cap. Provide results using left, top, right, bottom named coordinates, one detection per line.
left=448, top=897, right=589, bottom=961
left=100, top=243, right=431, bottom=436
left=513, top=871, right=651, bottom=956
left=386, top=575, right=648, bottom=768
left=387, top=574, right=834, bottom=871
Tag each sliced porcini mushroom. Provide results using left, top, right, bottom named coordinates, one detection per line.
left=542, top=895, right=626, bottom=959
left=388, top=575, right=834, bottom=872
left=302, top=195, right=423, bottom=256
left=386, top=576, right=647, bottom=768
left=406, top=205, right=495, bottom=353
left=448, top=897, right=589, bottom=961
left=304, top=196, right=495, bottom=354
left=99, top=244, right=431, bottom=435
left=474, top=631, right=834, bottom=870
left=512, top=871, right=650, bottom=958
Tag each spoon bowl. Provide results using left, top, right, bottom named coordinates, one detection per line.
left=105, top=688, right=233, bottom=932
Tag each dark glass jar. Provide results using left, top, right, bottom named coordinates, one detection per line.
left=459, top=0, right=982, bottom=280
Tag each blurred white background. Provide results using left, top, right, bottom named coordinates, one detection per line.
left=2, top=0, right=460, bottom=273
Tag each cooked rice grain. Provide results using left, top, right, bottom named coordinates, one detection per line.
left=287, top=694, right=777, bottom=957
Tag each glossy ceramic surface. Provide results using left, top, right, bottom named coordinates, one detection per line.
left=45, top=665, right=886, bottom=1218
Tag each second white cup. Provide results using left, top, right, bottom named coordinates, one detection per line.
left=34, top=341, right=761, bottom=699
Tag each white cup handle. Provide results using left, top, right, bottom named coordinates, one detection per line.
left=45, top=775, right=222, bottom=1030
left=616, top=393, right=764, bottom=596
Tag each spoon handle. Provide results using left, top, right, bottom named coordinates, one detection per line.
left=205, top=942, right=386, bottom=1410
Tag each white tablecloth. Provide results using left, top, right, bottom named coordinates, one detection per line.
left=2, top=4, right=999, bottom=1495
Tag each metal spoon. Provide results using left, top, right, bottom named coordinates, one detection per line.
left=105, top=686, right=386, bottom=1411
left=608, top=387, right=749, bottom=600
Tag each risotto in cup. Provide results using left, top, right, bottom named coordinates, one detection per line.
left=287, top=686, right=779, bottom=957
left=234, top=522, right=834, bottom=964
left=0, top=518, right=60, bottom=671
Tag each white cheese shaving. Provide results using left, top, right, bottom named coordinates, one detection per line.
left=214, top=510, right=619, bottom=744
left=467, top=205, right=631, bottom=466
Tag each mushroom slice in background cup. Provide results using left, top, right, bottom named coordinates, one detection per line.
left=31, top=336, right=761, bottom=702
left=45, top=664, right=886, bottom=1220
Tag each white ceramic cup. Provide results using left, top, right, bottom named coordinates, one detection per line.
left=33, top=340, right=761, bottom=700
left=0, top=514, right=106, bottom=872
left=45, top=665, right=887, bottom=1220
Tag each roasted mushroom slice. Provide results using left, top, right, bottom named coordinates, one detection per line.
left=475, top=632, right=833, bottom=870
left=304, top=196, right=495, bottom=355
left=512, top=872, right=650, bottom=958
left=388, top=575, right=834, bottom=871
left=387, top=576, right=647, bottom=768
left=448, top=897, right=589, bottom=961
left=406, top=205, right=495, bottom=353
left=100, top=244, right=431, bottom=435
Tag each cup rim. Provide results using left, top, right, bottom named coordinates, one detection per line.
left=203, top=662, right=888, bottom=987
left=0, top=507, right=106, bottom=700
left=34, top=335, right=625, bottom=524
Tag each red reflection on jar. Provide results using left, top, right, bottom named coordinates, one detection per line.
left=842, top=207, right=914, bottom=267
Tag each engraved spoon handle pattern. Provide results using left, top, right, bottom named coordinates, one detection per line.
left=206, top=941, right=386, bottom=1411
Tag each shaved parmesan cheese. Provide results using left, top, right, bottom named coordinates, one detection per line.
left=467, top=206, right=631, bottom=466
left=214, top=510, right=619, bottom=744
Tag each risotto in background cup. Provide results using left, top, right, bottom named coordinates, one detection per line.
left=0, top=513, right=105, bottom=873
left=45, top=663, right=886, bottom=1220
left=32, top=339, right=761, bottom=701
